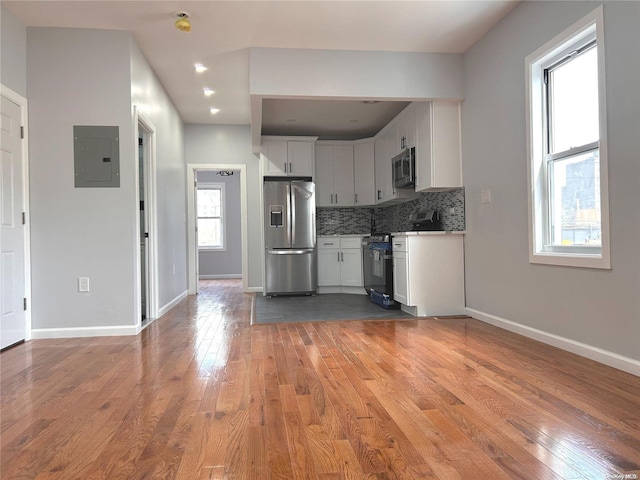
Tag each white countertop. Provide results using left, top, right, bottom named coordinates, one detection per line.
left=392, top=231, right=465, bottom=236
left=317, top=233, right=368, bottom=238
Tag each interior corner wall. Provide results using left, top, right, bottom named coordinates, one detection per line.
left=27, top=27, right=137, bottom=331
left=185, top=125, right=262, bottom=290
left=1, top=4, right=27, bottom=96
left=130, top=40, right=187, bottom=311
left=461, top=1, right=640, bottom=361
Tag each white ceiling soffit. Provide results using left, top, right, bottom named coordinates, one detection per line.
left=4, top=0, right=520, bottom=133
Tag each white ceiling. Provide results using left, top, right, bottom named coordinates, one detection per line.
left=5, top=0, right=519, bottom=139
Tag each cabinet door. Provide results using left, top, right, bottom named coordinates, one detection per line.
left=414, top=102, right=432, bottom=192
left=392, top=251, right=408, bottom=305
left=288, top=141, right=314, bottom=177
left=431, top=101, right=462, bottom=188
left=396, top=104, right=416, bottom=152
left=317, top=249, right=341, bottom=286
left=354, top=142, right=375, bottom=206
left=415, top=101, right=462, bottom=191
left=315, top=145, right=334, bottom=206
left=262, top=140, right=287, bottom=176
left=332, top=145, right=355, bottom=207
left=374, top=126, right=395, bottom=204
left=340, top=249, right=363, bottom=287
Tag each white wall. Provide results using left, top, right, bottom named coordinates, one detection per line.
left=25, top=28, right=186, bottom=335
left=27, top=28, right=137, bottom=332
left=196, top=170, right=242, bottom=277
left=462, top=1, right=640, bottom=362
left=0, top=4, right=27, bottom=96
left=130, top=40, right=187, bottom=311
left=185, top=125, right=262, bottom=290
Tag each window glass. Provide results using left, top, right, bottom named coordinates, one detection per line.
left=549, top=150, right=601, bottom=246
left=197, top=186, right=224, bottom=248
left=548, top=46, right=599, bottom=154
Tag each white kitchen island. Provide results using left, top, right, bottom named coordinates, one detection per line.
left=391, top=232, right=465, bottom=317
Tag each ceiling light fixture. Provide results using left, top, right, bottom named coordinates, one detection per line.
left=194, top=63, right=207, bottom=73
left=175, top=12, right=191, bottom=33
left=203, top=87, right=215, bottom=96
left=210, top=108, right=220, bottom=115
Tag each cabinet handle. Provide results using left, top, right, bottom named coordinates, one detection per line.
left=284, top=162, right=287, bottom=173
left=355, top=193, right=358, bottom=203
left=337, top=252, right=340, bottom=262
left=341, top=252, right=344, bottom=262
left=377, top=190, right=382, bottom=200
left=335, top=193, right=338, bottom=203
left=289, top=162, right=292, bottom=173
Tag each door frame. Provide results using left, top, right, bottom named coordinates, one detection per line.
left=133, top=107, right=159, bottom=326
left=0, top=84, right=31, bottom=341
left=186, top=164, right=248, bottom=294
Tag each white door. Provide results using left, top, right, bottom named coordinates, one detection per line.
left=1, top=95, right=26, bottom=349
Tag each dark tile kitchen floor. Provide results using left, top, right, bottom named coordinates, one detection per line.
left=253, top=293, right=413, bottom=324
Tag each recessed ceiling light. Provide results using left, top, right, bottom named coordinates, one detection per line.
left=210, top=108, right=220, bottom=115
left=194, top=63, right=207, bottom=73
left=203, top=87, right=215, bottom=96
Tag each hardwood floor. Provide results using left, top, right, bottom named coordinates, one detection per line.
left=2, top=279, right=639, bottom=479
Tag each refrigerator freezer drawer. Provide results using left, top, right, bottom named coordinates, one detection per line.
left=265, top=249, right=317, bottom=296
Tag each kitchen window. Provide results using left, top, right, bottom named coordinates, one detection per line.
left=197, top=183, right=225, bottom=250
left=526, top=6, right=610, bottom=269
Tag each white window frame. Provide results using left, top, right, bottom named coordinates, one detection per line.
left=197, top=182, right=226, bottom=251
left=525, top=5, right=610, bottom=269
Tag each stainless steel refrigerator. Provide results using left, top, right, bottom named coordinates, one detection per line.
left=264, top=180, right=317, bottom=296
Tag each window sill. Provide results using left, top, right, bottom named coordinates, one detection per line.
left=199, top=247, right=227, bottom=253
left=529, top=251, right=610, bottom=269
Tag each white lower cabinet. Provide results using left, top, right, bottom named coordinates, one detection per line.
left=392, top=234, right=465, bottom=316
left=317, top=236, right=365, bottom=294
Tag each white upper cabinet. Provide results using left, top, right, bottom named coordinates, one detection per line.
left=414, top=101, right=462, bottom=192
left=395, top=103, right=417, bottom=153
left=353, top=140, right=375, bottom=206
left=261, top=137, right=316, bottom=177
left=314, top=144, right=354, bottom=207
left=374, top=123, right=419, bottom=205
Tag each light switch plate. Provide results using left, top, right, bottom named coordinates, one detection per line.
left=481, top=189, right=492, bottom=204
left=78, top=277, right=90, bottom=292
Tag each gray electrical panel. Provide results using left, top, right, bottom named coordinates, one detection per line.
left=74, top=126, right=120, bottom=187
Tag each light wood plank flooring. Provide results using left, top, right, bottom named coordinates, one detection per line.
left=2, top=279, right=639, bottom=479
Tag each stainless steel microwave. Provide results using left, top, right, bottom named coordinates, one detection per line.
left=392, top=147, right=415, bottom=188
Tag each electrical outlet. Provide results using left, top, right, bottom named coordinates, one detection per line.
left=172, top=264, right=176, bottom=275
left=78, top=277, right=90, bottom=292
left=481, top=189, right=492, bottom=204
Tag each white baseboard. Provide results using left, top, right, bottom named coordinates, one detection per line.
left=159, top=290, right=189, bottom=317
left=31, top=324, right=140, bottom=339
left=199, top=274, right=242, bottom=279
left=466, top=308, right=640, bottom=377
left=247, top=286, right=262, bottom=293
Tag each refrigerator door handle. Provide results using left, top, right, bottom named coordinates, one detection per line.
left=288, top=182, right=295, bottom=246
left=267, top=249, right=313, bottom=255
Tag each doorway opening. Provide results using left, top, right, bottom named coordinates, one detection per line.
left=187, top=164, right=248, bottom=295
left=135, top=108, right=158, bottom=328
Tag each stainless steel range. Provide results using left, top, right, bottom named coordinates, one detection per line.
left=362, top=233, right=399, bottom=309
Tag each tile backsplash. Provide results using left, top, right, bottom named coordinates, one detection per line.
left=316, top=188, right=465, bottom=235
